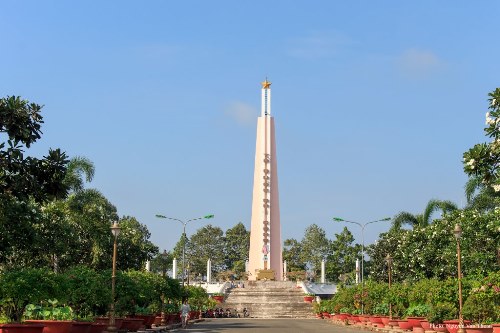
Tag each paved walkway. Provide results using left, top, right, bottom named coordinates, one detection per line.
left=172, top=318, right=366, bottom=333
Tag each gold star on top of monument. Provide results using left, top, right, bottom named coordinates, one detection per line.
left=261, top=79, right=272, bottom=89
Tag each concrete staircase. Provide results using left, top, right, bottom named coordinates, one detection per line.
left=221, top=281, right=315, bottom=319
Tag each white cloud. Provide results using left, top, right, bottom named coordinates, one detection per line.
left=397, top=48, right=444, bottom=78
left=225, top=101, right=258, bottom=126
left=287, top=31, right=352, bottom=60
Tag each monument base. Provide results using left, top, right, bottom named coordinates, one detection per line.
left=222, top=280, right=315, bottom=318
left=255, top=269, right=275, bottom=281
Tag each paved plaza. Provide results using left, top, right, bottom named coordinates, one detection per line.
left=174, top=318, right=365, bottom=333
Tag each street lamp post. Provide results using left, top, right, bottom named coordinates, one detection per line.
left=385, top=254, right=393, bottom=320
left=107, top=221, right=121, bottom=333
left=332, top=216, right=391, bottom=314
left=160, top=250, right=169, bottom=326
left=454, top=224, right=465, bottom=333
left=155, top=214, right=214, bottom=287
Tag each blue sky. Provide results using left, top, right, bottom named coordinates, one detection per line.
left=1, top=1, right=499, bottom=253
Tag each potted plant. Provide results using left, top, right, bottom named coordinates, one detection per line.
left=405, top=304, right=430, bottom=331
left=129, top=306, right=155, bottom=329
left=372, top=303, right=389, bottom=327
left=303, top=293, right=315, bottom=303
left=24, top=300, right=75, bottom=333
left=164, top=303, right=178, bottom=325
left=119, top=318, right=143, bottom=332
left=312, top=302, right=322, bottom=319
left=350, top=309, right=362, bottom=324
left=396, top=319, right=414, bottom=331
left=187, top=286, right=209, bottom=319
left=320, top=302, right=331, bottom=319
left=63, top=267, right=109, bottom=326
left=212, top=293, right=224, bottom=303
left=0, top=269, right=59, bottom=333
left=463, top=291, right=497, bottom=333
left=338, top=307, right=352, bottom=322
left=427, top=302, right=456, bottom=332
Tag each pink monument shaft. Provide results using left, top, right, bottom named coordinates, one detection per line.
left=248, top=80, right=283, bottom=281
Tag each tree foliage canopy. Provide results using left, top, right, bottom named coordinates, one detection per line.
left=0, top=95, right=157, bottom=271
left=392, top=199, right=458, bottom=229
left=0, top=96, right=69, bottom=202
left=463, top=88, right=500, bottom=188
left=368, top=209, right=500, bottom=282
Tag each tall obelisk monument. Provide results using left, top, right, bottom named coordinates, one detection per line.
left=247, top=79, right=283, bottom=281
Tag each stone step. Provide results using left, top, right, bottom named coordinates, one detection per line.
left=227, top=291, right=304, bottom=298
left=225, top=302, right=309, bottom=306
left=225, top=299, right=309, bottom=305
left=227, top=293, right=306, bottom=298
left=222, top=281, right=314, bottom=319
left=244, top=281, right=297, bottom=288
left=229, top=289, right=304, bottom=293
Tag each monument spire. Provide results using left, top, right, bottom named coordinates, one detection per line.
left=248, top=79, right=283, bottom=281
left=260, top=78, right=272, bottom=117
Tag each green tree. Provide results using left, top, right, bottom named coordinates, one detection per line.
left=63, top=156, right=95, bottom=193
left=172, top=233, right=189, bottom=278
left=64, top=266, right=110, bottom=318
left=149, top=250, right=173, bottom=275
left=33, top=199, right=77, bottom=271
left=326, top=227, right=361, bottom=283
left=63, top=191, right=157, bottom=271
left=185, top=225, right=225, bottom=280
left=186, top=285, right=208, bottom=313
left=0, top=197, right=45, bottom=269
left=300, top=224, right=331, bottom=279
left=0, top=95, right=72, bottom=269
left=392, top=199, right=458, bottom=229
left=224, top=222, right=249, bottom=273
left=0, top=268, right=64, bottom=322
left=369, top=208, right=500, bottom=282
left=0, top=96, right=69, bottom=202
left=282, top=238, right=306, bottom=272
left=463, top=88, right=500, bottom=189
left=117, top=216, right=158, bottom=270
left=464, top=175, right=500, bottom=211
left=65, top=188, right=119, bottom=269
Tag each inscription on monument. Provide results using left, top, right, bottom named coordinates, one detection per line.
left=262, top=153, right=271, bottom=269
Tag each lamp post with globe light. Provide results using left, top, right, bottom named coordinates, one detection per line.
left=107, top=221, right=121, bottom=333
left=155, top=214, right=214, bottom=286
left=454, top=224, right=465, bottom=333
left=385, top=254, right=393, bottom=320
left=160, top=250, right=169, bottom=326
left=332, top=216, right=391, bottom=314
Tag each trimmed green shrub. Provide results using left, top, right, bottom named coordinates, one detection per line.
left=65, top=266, right=110, bottom=318
left=0, top=269, right=63, bottom=322
left=428, top=302, right=457, bottom=324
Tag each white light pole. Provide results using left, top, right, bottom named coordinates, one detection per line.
left=355, top=259, right=360, bottom=284
left=207, top=258, right=212, bottom=284
left=332, top=216, right=391, bottom=314
left=160, top=250, right=169, bottom=326
left=155, top=214, right=214, bottom=286
left=321, top=259, right=326, bottom=283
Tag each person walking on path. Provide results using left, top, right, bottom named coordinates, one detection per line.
left=180, top=298, right=191, bottom=329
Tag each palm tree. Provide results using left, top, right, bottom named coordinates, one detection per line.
left=464, top=175, right=500, bottom=211
left=63, top=156, right=95, bottom=192
left=392, top=199, right=458, bottom=229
